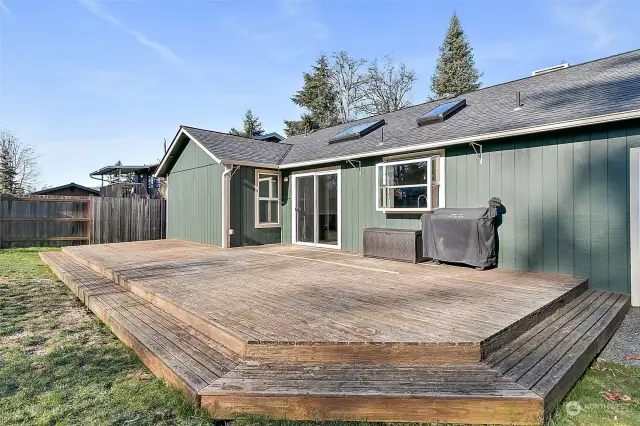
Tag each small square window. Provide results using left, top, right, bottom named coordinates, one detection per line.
left=255, top=171, right=281, bottom=227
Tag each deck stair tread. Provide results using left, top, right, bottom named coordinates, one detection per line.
left=40, top=251, right=239, bottom=402
left=201, top=363, right=538, bottom=397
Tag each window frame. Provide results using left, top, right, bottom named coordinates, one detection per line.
left=255, top=169, right=282, bottom=228
left=375, top=151, right=445, bottom=213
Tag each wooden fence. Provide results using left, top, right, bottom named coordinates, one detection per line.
left=90, top=197, right=166, bottom=244
left=0, top=194, right=166, bottom=248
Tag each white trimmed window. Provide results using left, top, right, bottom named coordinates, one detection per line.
left=255, top=170, right=281, bottom=227
left=376, top=153, right=445, bottom=212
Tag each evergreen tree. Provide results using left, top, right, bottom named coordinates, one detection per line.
left=430, top=12, right=482, bottom=99
left=0, top=144, right=18, bottom=194
left=284, top=54, right=339, bottom=136
left=230, top=109, right=265, bottom=138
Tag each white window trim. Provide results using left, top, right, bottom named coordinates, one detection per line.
left=375, top=152, right=445, bottom=213
left=255, top=169, right=282, bottom=228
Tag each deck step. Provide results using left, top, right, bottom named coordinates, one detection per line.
left=40, top=252, right=239, bottom=404
left=486, top=288, right=630, bottom=416
left=199, top=363, right=543, bottom=424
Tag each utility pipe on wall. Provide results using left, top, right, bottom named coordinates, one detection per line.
left=221, top=164, right=233, bottom=248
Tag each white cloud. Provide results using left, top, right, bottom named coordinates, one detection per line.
left=552, top=0, right=617, bottom=49
left=0, top=0, right=11, bottom=13
left=76, top=0, right=185, bottom=65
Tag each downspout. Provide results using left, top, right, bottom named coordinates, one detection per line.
left=221, top=164, right=233, bottom=248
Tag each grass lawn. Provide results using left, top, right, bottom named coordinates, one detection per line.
left=0, top=247, right=638, bottom=426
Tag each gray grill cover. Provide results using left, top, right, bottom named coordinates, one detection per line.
left=421, top=198, right=502, bottom=269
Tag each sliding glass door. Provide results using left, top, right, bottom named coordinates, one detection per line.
left=292, top=170, right=340, bottom=248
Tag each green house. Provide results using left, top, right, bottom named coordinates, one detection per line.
left=155, top=50, right=640, bottom=304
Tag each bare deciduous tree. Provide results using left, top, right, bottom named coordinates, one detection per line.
left=358, top=56, right=417, bottom=116
left=330, top=51, right=368, bottom=123
left=0, top=130, right=40, bottom=194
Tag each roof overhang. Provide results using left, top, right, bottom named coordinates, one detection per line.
left=279, top=108, right=640, bottom=169
left=155, top=127, right=221, bottom=178
left=90, top=164, right=158, bottom=177
left=218, top=159, right=279, bottom=169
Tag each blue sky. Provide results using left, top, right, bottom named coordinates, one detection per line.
left=0, top=0, right=638, bottom=188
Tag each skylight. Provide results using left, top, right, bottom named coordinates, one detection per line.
left=417, top=99, right=466, bottom=126
left=329, top=119, right=385, bottom=143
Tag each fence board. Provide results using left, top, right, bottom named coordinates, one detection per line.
left=0, top=194, right=166, bottom=248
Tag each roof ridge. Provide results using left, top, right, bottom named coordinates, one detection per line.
left=182, top=125, right=292, bottom=146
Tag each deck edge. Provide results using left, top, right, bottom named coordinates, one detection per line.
left=199, top=393, right=544, bottom=425
left=40, top=252, right=204, bottom=405
left=481, top=280, right=588, bottom=358
left=61, top=248, right=250, bottom=357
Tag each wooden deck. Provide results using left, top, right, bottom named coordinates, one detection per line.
left=39, top=239, right=630, bottom=425
left=61, top=239, right=586, bottom=364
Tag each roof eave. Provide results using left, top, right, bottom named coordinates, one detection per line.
left=219, top=159, right=280, bottom=169
left=155, top=127, right=221, bottom=178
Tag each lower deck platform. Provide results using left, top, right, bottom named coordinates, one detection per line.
left=60, top=240, right=587, bottom=364
left=39, top=240, right=631, bottom=425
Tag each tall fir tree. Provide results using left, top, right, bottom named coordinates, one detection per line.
left=430, top=12, right=482, bottom=99
left=0, top=145, right=18, bottom=194
left=230, top=109, right=265, bottom=138
left=284, top=54, right=339, bottom=136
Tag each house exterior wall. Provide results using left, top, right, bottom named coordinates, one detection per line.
left=230, top=166, right=281, bottom=247
left=282, top=120, right=640, bottom=293
left=167, top=139, right=223, bottom=246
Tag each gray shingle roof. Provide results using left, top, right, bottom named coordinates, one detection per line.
left=280, top=49, right=640, bottom=165
left=182, top=127, right=292, bottom=165
left=178, top=50, right=640, bottom=170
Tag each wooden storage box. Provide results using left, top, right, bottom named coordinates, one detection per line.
left=363, top=228, right=423, bottom=264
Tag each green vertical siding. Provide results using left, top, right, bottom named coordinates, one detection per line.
left=445, top=121, right=639, bottom=293
left=230, top=166, right=281, bottom=247
left=167, top=140, right=222, bottom=246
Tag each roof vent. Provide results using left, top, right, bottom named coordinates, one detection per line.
left=531, top=62, right=569, bottom=76
left=514, top=91, right=523, bottom=111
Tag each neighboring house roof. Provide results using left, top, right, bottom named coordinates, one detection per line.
left=32, top=182, right=100, bottom=196
left=156, top=49, right=640, bottom=177
left=254, top=132, right=285, bottom=142
left=90, top=164, right=158, bottom=177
